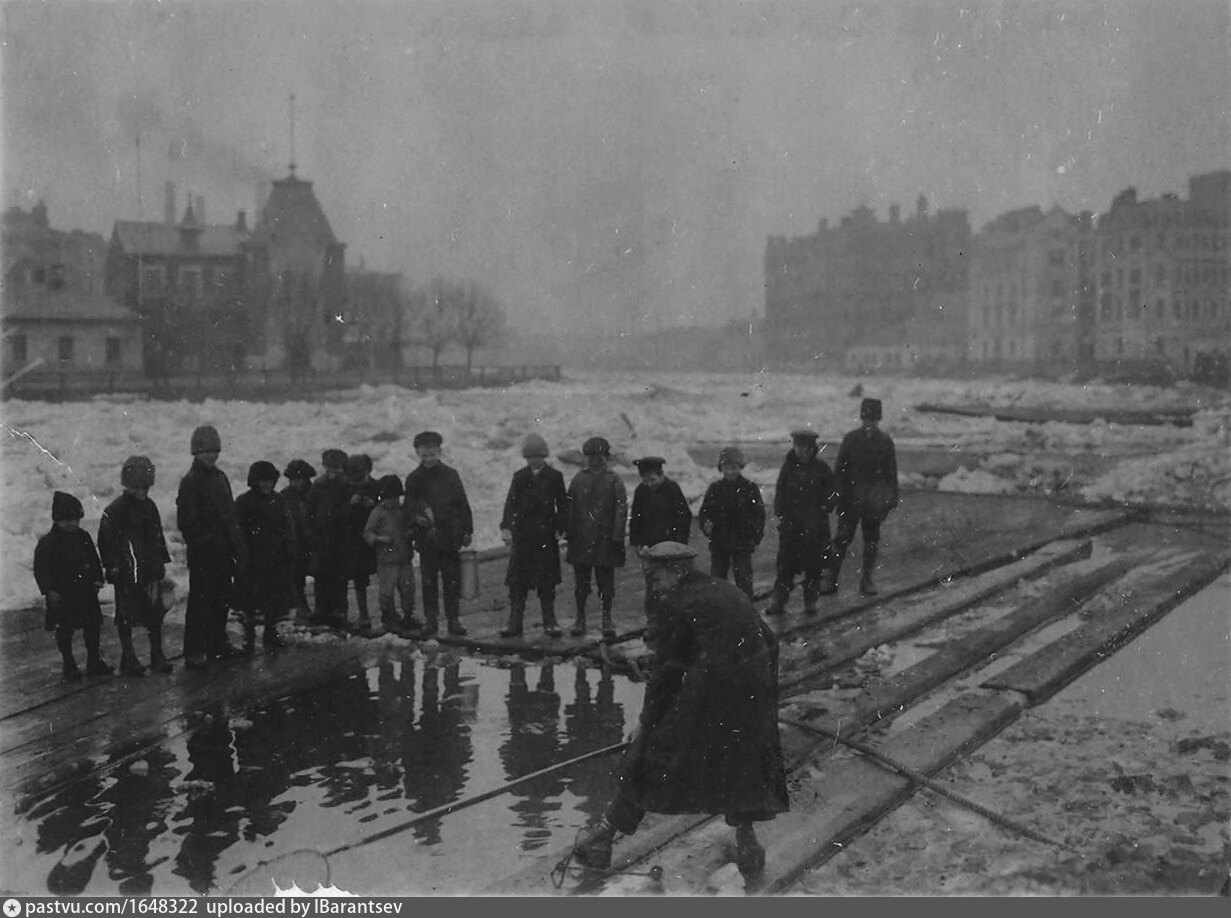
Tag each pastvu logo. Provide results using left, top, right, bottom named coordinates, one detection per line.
left=3, top=899, right=22, bottom=917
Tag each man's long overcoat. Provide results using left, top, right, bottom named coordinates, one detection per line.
left=833, top=426, right=899, bottom=523
left=625, top=570, right=789, bottom=821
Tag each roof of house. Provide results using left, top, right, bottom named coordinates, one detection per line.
left=112, top=220, right=247, bottom=258
left=2, top=286, right=141, bottom=323
left=249, top=173, right=340, bottom=248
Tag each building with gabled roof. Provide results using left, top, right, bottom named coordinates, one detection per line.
left=245, top=168, right=347, bottom=375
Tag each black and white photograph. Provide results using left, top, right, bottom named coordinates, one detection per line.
left=1, top=0, right=1228, bottom=898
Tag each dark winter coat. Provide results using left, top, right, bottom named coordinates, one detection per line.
left=98, top=492, right=171, bottom=586
left=773, top=451, right=837, bottom=559
left=234, top=488, right=294, bottom=611
left=176, top=460, right=247, bottom=570
left=629, top=479, right=692, bottom=549
left=625, top=570, right=789, bottom=820
left=344, top=477, right=380, bottom=579
left=280, top=484, right=312, bottom=564
left=500, top=464, right=568, bottom=590
left=306, top=474, right=352, bottom=578
left=834, top=426, right=900, bottom=523
left=33, top=525, right=105, bottom=630
left=698, top=475, right=766, bottom=553
left=404, top=463, right=474, bottom=555
left=565, top=466, right=628, bottom=568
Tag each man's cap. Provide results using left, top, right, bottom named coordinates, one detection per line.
left=642, top=541, right=698, bottom=564
left=321, top=449, right=348, bottom=469
left=582, top=436, right=611, bottom=457
left=247, top=460, right=280, bottom=488
left=284, top=459, right=317, bottom=481
left=121, top=455, right=156, bottom=488
left=790, top=427, right=820, bottom=441
left=633, top=456, right=665, bottom=473
left=860, top=397, right=883, bottom=421
left=190, top=425, right=222, bottom=455
left=413, top=430, right=443, bottom=449
left=717, top=446, right=746, bottom=469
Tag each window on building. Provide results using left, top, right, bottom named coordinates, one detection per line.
left=11, top=334, right=28, bottom=365
left=58, top=336, right=74, bottom=363
left=179, top=268, right=201, bottom=301
left=105, top=337, right=122, bottom=365
left=141, top=266, right=163, bottom=293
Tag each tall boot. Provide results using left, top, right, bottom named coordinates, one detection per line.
left=353, top=586, right=373, bottom=634
left=56, top=630, right=81, bottom=682
left=570, top=594, right=588, bottom=637
left=501, top=595, right=526, bottom=638
left=148, top=618, right=173, bottom=674
left=735, top=823, right=766, bottom=876
left=445, top=606, right=467, bottom=637
left=600, top=602, right=616, bottom=641
left=860, top=541, right=880, bottom=596
left=541, top=592, right=561, bottom=638
left=83, top=619, right=114, bottom=677
left=802, top=581, right=821, bottom=615
left=764, top=583, right=789, bottom=616
left=117, top=622, right=147, bottom=676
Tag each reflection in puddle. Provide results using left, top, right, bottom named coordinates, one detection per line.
left=12, top=654, right=642, bottom=896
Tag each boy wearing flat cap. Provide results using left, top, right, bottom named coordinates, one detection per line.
left=307, top=449, right=351, bottom=628
left=629, top=455, right=693, bottom=633
left=766, top=428, right=837, bottom=616
left=825, top=397, right=899, bottom=596
left=571, top=541, right=788, bottom=879
left=404, top=431, right=474, bottom=637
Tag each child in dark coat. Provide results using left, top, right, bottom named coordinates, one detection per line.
left=98, top=456, right=173, bottom=676
left=766, top=429, right=837, bottom=616
left=306, top=449, right=351, bottom=628
left=698, top=446, right=766, bottom=601
left=629, top=455, right=693, bottom=628
left=34, top=491, right=113, bottom=682
left=498, top=433, right=569, bottom=639
left=280, top=458, right=316, bottom=621
left=234, top=461, right=294, bottom=650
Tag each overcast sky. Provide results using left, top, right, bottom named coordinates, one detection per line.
left=3, top=0, right=1229, bottom=332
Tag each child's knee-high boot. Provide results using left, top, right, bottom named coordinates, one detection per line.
left=117, top=621, right=147, bottom=676
left=148, top=618, right=173, bottom=674
left=56, top=628, right=80, bottom=682
left=83, top=619, right=113, bottom=676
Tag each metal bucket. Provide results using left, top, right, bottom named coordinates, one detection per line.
left=460, top=548, right=480, bottom=600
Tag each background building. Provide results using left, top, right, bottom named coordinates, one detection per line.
left=1093, top=171, right=1230, bottom=375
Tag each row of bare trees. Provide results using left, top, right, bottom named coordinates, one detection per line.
left=344, top=274, right=508, bottom=373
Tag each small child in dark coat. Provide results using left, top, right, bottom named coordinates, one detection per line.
left=629, top=455, right=693, bottom=627
left=98, top=456, right=173, bottom=676
left=234, top=461, right=294, bottom=651
left=33, top=491, right=114, bottom=682
left=698, top=446, right=766, bottom=601
left=344, top=453, right=380, bottom=634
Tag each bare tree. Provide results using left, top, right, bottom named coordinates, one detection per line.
left=406, top=276, right=460, bottom=374
left=454, top=280, right=507, bottom=372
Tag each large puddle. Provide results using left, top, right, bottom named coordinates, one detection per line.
left=6, top=653, right=645, bottom=896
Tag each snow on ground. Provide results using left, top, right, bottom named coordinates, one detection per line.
left=2, top=369, right=1228, bottom=612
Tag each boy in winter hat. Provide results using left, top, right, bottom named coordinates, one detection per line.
left=281, top=459, right=317, bottom=621
left=344, top=454, right=380, bottom=635
left=404, top=431, right=474, bottom=637
left=364, top=474, right=424, bottom=635
left=498, top=432, right=568, bottom=639
left=307, top=449, right=351, bottom=628
left=698, top=446, right=766, bottom=601
left=565, top=436, right=628, bottom=640
left=34, top=491, right=113, bottom=682
left=234, top=461, right=294, bottom=651
left=176, top=424, right=248, bottom=669
left=98, top=456, right=174, bottom=676
left=766, top=429, right=836, bottom=616
left=629, top=456, right=693, bottom=628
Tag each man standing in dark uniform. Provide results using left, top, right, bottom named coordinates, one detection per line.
left=571, top=541, right=788, bottom=879
left=766, top=428, right=837, bottom=616
left=176, top=425, right=247, bottom=669
left=824, top=398, right=900, bottom=596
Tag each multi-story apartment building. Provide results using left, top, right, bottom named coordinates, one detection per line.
left=764, top=195, right=970, bottom=367
left=966, top=206, right=1094, bottom=371
left=1093, top=171, right=1230, bottom=374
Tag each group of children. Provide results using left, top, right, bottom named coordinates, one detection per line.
left=34, top=397, right=898, bottom=680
